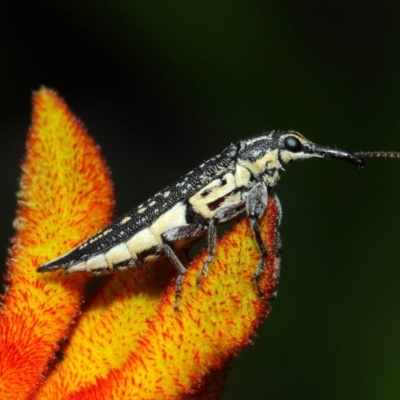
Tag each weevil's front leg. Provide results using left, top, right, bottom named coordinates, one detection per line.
left=197, top=201, right=246, bottom=286
left=161, top=223, right=205, bottom=310
left=245, top=182, right=269, bottom=296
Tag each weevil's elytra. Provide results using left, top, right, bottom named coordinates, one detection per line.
left=37, top=130, right=400, bottom=309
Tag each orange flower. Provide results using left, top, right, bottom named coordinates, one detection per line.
left=0, top=88, right=281, bottom=400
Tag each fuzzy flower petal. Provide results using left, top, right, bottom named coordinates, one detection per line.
left=0, top=88, right=114, bottom=399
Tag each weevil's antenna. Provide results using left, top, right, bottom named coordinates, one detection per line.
left=355, top=151, right=400, bottom=159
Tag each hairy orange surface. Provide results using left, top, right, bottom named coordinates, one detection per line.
left=0, top=88, right=114, bottom=399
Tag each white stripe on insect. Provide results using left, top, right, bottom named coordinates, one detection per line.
left=86, top=253, right=108, bottom=272
left=105, top=242, right=131, bottom=268
left=234, top=164, right=251, bottom=187
left=125, top=228, right=157, bottom=258
left=121, top=202, right=188, bottom=263
left=238, top=149, right=282, bottom=177
left=66, top=261, right=86, bottom=273
left=149, top=202, right=187, bottom=239
left=189, top=173, right=237, bottom=219
left=88, top=228, right=113, bottom=245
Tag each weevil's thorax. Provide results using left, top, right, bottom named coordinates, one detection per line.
left=237, top=131, right=284, bottom=187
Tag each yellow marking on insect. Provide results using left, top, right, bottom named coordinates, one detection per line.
left=66, top=261, right=86, bottom=273
left=238, top=149, right=281, bottom=176
left=234, top=164, right=251, bottom=187
left=149, top=202, right=187, bottom=239
left=89, top=228, right=112, bottom=244
left=105, top=243, right=131, bottom=268
left=86, top=253, right=108, bottom=272
left=279, top=150, right=313, bottom=164
left=125, top=228, right=158, bottom=258
left=189, top=173, right=236, bottom=219
left=121, top=216, right=131, bottom=224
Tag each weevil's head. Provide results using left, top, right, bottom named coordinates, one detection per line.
left=277, top=131, right=366, bottom=167
left=237, top=130, right=366, bottom=186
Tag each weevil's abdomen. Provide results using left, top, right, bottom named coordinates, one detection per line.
left=65, top=238, right=164, bottom=275
left=39, top=230, right=162, bottom=275
left=38, top=201, right=191, bottom=275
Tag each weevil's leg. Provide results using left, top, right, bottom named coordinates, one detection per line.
left=197, top=201, right=246, bottom=286
left=245, top=182, right=269, bottom=296
left=196, top=219, right=217, bottom=286
left=161, top=224, right=205, bottom=310
left=161, top=242, right=186, bottom=310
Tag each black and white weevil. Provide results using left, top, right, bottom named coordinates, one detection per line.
left=37, top=130, right=400, bottom=308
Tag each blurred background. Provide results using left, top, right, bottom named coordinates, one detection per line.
left=0, top=1, right=399, bottom=399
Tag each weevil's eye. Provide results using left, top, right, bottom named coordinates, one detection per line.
left=283, top=136, right=303, bottom=153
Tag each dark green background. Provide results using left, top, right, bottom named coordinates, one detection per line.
left=0, top=1, right=399, bottom=399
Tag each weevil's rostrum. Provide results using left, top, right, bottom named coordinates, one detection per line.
left=37, top=130, right=400, bottom=306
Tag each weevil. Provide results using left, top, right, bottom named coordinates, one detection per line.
left=37, top=131, right=400, bottom=308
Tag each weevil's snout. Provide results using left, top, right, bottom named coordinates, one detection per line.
left=307, top=144, right=366, bottom=168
